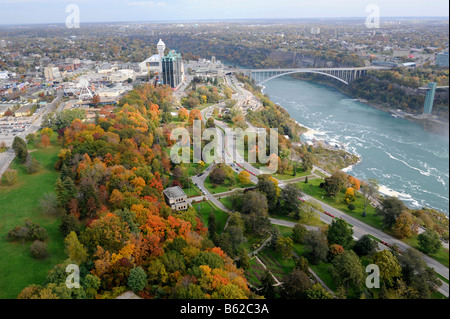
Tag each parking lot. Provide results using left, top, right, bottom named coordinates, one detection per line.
left=0, top=117, right=34, bottom=146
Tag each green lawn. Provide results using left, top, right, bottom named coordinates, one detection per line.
left=194, top=201, right=229, bottom=234
left=218, top=197, right=234, bottom=211
left=273, top=170, right=311, bottom=181
left=203, top=174, right=254, bottom=195
left=401, top=235, right=449, bottom=268
left=298, top=178, right=384, bottom=230
left=0, top=141, right=65, bottom=299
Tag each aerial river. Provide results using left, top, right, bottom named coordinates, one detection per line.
left=262, top=76, right=449, bottom=215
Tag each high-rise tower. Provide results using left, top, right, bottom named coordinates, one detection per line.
left=157, top=39, right=166, bottom=72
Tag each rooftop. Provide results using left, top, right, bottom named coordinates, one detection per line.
left=163, top=186, right=187, bottom=199
left=162, top=50, right=182, bottom=62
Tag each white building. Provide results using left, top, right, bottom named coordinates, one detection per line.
left=0, top=71, right=8, bottom=80
left=108, top=69, right=135, bottom=83
left=139, top=39, right=166, bottom=75
left=44, top=67, right=61, bottom=81
left=139, top=54, right=161, bottom=74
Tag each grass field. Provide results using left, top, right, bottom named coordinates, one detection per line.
left=0, top=140, right=65, bottom=299
left=401, top=235, right=449, bottom=268
left=194, top=200, right=229, bottom=234
left=203, top=173, right=254, bottom=195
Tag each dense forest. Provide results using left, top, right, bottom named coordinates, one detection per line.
left=16, top=84, right=256, bottom=299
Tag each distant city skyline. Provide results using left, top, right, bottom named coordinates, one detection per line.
left=0, top=0, right=448, bottom=25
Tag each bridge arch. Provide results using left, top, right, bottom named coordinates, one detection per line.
left=255, top=70, right=350, bottom=85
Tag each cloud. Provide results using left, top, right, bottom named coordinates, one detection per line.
left=125, top=1, right=166, bottom=7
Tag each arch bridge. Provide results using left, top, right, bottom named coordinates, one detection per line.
left=229, top=66, right=387, bottom=85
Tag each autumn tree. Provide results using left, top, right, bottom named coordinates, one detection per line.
left=178, top=107, right=189, bottom=121
left=238, top=170, right=250, bottom=184
left=393, top=211, right=415, bottom=239
left=188, top=109, right=202, bottom=126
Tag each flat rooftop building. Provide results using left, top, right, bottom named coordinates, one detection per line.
left=163, top=186, right=189, bottom=211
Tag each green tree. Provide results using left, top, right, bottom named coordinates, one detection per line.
left=276, top=236, right=294, bottom=260
left=373, top=250, right=402, bottom=286
left=361, top=179, right=379, bottom=217
left=238, top=249, right=250, bottom=270
left=128, top=266, right=147, bottom=293
left=330, top=250, right=364, bottom=292
left=376, top=196, right=407, bottom=229
left=281, top=184, right=303, bottom=216
left=64, top=231, right=88, bottom=264
left=207, top=212, right=217, bottom=239
left=281, top=269, right=311, bottom=299
left=324, top=171, right=347, bottom=197
left=306, top=283, right=334, bottom=299
left=417, top=230, right=442, bottom=254
left=303, top=230, right=328, bottom=264
left=12, top=136, right=28, bottom=163
left=260, top=269, right=276, bottom=299
left=398, top=248, right=441, bottom=299
left=30, top=240, right=48, bottom=259
left=352, top=235, right=377, bottom=257
left=326, top=218, right=354, bottom=250
left=292, top=224, right=307, bottom=244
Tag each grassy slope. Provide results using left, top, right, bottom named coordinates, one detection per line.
left=0, top=141, right=65, bottom=299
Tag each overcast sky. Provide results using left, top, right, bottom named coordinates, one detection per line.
left=0, top=0, right=448, bottom=25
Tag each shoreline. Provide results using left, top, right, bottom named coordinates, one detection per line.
left=292, top=76, right=449, bottom=137
left=259, top=79, right=448, bottom=215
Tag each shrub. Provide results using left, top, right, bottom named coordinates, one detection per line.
left=7, top=220, right=48, bottom=242
left=1, top=169, right=18, bottom=186
left=26, top=158, right=41, bottom=174
left=30, top=240, right=48, bottom=259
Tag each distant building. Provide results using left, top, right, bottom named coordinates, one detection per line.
left=393, top=48, right=410, bottom=57
left=139, top=54, right=161, bottom=74
left=402, top=62, right=416, bottom=67
left=163, top=186, right=188, bottom=211
left=436, top=52, right=449, bottom=67
left=0, top=71, right=8, bottom=80
left=138, top=39, right=166, bottom=75
left=14, top=103, right=35, bottom=117
left=162, top=50, right=183, bottom=88
left=44, top=67, right=61, bottom=81
left=310, top=27, right=320, bottom=35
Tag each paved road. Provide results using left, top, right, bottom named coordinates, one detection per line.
left=0, top=92, right=63, bottom=177
left=199, top=73, right=450, bottom=296
left=188, top=73, right=449, bottom=297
